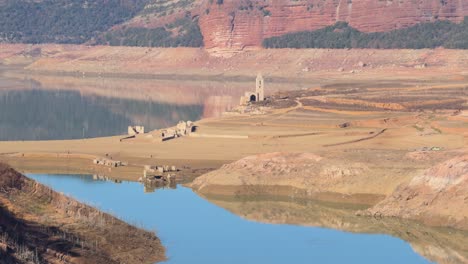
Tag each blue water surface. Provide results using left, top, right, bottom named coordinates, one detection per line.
left=28, top=174, right=431, bottom=264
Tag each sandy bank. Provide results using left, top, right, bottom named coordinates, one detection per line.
left=190, top=149, right=468, bottom=230
left=2, top=44, right=468, bottom=83
left=190, top=152, right=388, bottom=200
left=0, top=81, right=466, bottom=182
left=364, top=153, right=468, bottom=230
left=189, top=151, right=414, bottom=202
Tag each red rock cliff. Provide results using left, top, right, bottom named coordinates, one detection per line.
left=199, top=0, right=468, bottom=50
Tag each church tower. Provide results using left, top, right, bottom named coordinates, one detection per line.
left=255, top=73, right=265, bottom=101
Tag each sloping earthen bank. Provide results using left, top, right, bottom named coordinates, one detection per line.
left=191, top=151, right=468, bottom=231
left=364, top=154, right=468, bottom=230
left=0, top=163, right=166, bottom=263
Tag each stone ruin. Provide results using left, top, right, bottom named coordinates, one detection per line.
left=156, top=121, right=194, bottom=142
left=128, top=126, right=145, bottom=136
left=176, top=120, right=194, bottom=135
left=140, top=164, right=178, bottom=192
left=93, top=158, right=126, bottom=168
left=240, top=73, right=265, bottom=105
left=143, top=165, right=178, bottom=175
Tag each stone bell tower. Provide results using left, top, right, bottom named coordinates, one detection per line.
left=255, top=73, right=265, bottom=101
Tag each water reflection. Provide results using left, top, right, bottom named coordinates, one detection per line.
left=28, top=173, right=432, bottom=264
left=0, top=88, right=202, bottom=140
left=199, top=193, right=468, bottom=264
left=92, top=174, right=123, bottom=184
left=70, top=173, right=177, bottom=193
left=143, top=180, right=177, bottom=193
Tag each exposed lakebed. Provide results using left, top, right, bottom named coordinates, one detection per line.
left=28, top=173, right=434, bottom=264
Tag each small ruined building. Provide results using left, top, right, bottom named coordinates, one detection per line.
left=140, top=164, right=178, bottom=192
left=240, top=73, right=265, bottom=105
left=128, top=126, right=145, bottom=136
left=155, top=121, right=195, bottom=142
left=143, top=165, right=178, bottom=175
left=93, top=158, right=126, bottom=168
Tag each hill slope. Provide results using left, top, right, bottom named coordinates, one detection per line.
left=0, top=0, right=148, bottom=44
left=263, top=19, right=468, bottom=49
left=1, top=0, right=468, bottom=49
left=0, top=163, right=166, bottom=263
left=366, top=154, right=468, bottom=230
left=200, top=0, right=468, bottom=50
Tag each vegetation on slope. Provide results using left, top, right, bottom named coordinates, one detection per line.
left=2, top=0, right=466, bottom=49
left=0, top=0, right=204, bottom=47
left=0, top=0, right=148, bottom=44
left=263, top=18, right=468, bottom=49
left=139, top=0, right=197, bottom=17
left=97, top=17, right=204, bottom=47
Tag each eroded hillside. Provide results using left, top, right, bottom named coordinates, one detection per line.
left=200, top=0, right=468, bottom=50
left=365, top=154, right=468, bottom=230
left=0, top=163, right=166, bottom=263
left=1, top=0, right=468, bottom=49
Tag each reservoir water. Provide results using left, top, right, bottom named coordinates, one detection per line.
left=0, top=73, right=224, bottom=140
left=0, top=68, right=302, bottom=140
left=28, top=173, right=433, bottom=264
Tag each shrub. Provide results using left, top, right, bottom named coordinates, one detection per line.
left=263, top=18, right=468, bottom=49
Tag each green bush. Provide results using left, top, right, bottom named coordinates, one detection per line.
left=96, top=17, right=204, bottom=47
left=263, top=18, right=468, bottom=49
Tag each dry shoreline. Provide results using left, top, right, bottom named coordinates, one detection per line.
left=0, top=163, right=166, bottom=263
left=2, top=44, right=468, bottom=84
left=0, top=78, right=466, bottom=190
left=0, top=152, right=224, bottom=183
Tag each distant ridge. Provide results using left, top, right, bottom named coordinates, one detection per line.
left=1, top=0, right=468, bottom=49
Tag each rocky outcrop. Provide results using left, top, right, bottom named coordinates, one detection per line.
left=191, top=152, right=393, bottom=204
left=191, top=152, right=324, bottom=190
left=366, top=154, right=468, bottom=230
left=199, top=0, right=468, bottom=50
